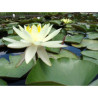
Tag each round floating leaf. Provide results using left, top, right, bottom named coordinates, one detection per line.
left=81, top=50, right=98, bottom=60
left=87, top=32, right=98, bottom=39
left=0, top=79, right=7, bottom=86
left=72, top=39, right=98, bottom=50
left=65, top=34, right=84, bottom=43
left=7, top=29, right=13, bottom=35
left=72, top=24, right=87, bottom=32
left=49, top=49, right=79, bottom=59
left=6, top=22, right=19, bottom=27
left=49, top=20, right=61, bottom=26
left=46, top=47, right=60, bottom=54
left=0, top=54, right=34, bottom=78
left=26, top=58, right=98, bottom=86
left=87, top=43, right=98, bottom=50
left=89, top=79, right=98, bottom=86
left=83, top=56, right=98, bottom=65
left=0, top=39, right=4, bottom=46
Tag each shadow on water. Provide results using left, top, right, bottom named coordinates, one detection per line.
left=0, top=46, right=98, bottom=86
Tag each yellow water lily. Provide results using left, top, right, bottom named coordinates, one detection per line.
left=3, top=24, right=67, bottom=66
left=61, top=19, right=72, bottom=24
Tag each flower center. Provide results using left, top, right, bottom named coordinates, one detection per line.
left=26, top=25, right=42, bottom=41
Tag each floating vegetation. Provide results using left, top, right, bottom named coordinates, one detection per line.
left=0, top=12, right=98, bottom=86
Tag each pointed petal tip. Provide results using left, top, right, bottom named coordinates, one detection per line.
left=2, top=37, right=5, bottom=40
left=13, top=26, right=15, bottom=28
left=59, top=28, right=62, bottom=31
left=48, top=63, right=52, bottom=66
left=25, top=60, right=29, bottom=64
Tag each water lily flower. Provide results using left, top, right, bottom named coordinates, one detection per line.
left=3, top=24, right=67, bottom=66
left=61, top=19, right=72, bottom=24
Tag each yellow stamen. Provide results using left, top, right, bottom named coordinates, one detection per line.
left=26, top=25, right=32, bottom=34
left=37, top=25, right=41, bottom=33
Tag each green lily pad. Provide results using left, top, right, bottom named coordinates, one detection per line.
left=83, top=56, right=98, bottom=65
left=46, top=47, right=60, bottom=54
left=81, top=50, right=98, bottom=60
left=49, top=49, right=79, bottom=59
left=0, top=54, right=34, bottom=78
left=52, top=32, right=65, bottom=41
left=89, top=79, right=98, bottom=86
left=7, top=29, right=13, bottom=35
left=0, top=39, right=4, bottom=46
left=72, top=39, right=98, bottom=50
left=87, top=32, right=98, bottom=39
left=26, top=58, right=98, bottom=86
left=65, top=34, right=84, bottom=43
left=72, top=24, right=87, bottom=32
left=87, top=43, right=98, bottom=50
left=49, top=20, right=61, bottom=26
left=6, top=22, right=19, bottom=27
left=0, top=79, right=7, bottom=86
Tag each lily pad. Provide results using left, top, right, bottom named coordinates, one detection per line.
left=6, top=22, right=19, bottom=27
left=0, top=79, right=7, bottom=86
left=7, top=29, right=13, bottom=35
left=72, top=24, right=87, bottom=32
left=72, top=39, right=98, bottom=50
left=81, top=50, right=98, bottom=60
left=49, top=49, right=79, bottom=59
left=0, top=54, right=34, bottom=78
left=26, top=58, right=98, bottom=86
left=65, top=34, right=84, bottom=43
left=46, top=47, right=60, bottom=54
left=87, top=32, right=98, bottom=39
left=83, top=56, right=98, bottom=65
left=89, top=79, right=98, bottom=86
left=0, top=39, right=4, bottom=46
left=49, top=20, right=61, bottom=26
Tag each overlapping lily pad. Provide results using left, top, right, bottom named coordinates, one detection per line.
left=49, top=20, right=61, bottom=26
left=6, top=22, right=19, bottom=27
left=49, top=49, right=79, bottom=59
left=83, top=56, right=98, bottom=65
left=26, top=58, right=98, bottom=86
left=87, top=32, right=98, bottom=39
left=0, top=39, right=4, bottom=47
left=0, top=54, right=34, bottom=78
left=0, top=79, right=7, bottom=86
left=81, top=50, right=98, bottom=60
left=72, top=39, right=98, bottom=50
left=65, top=34, right=84, bottom=43
left=72, top=24, right=87, bottom=32
left=89, top=79, right=98, bottom=86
